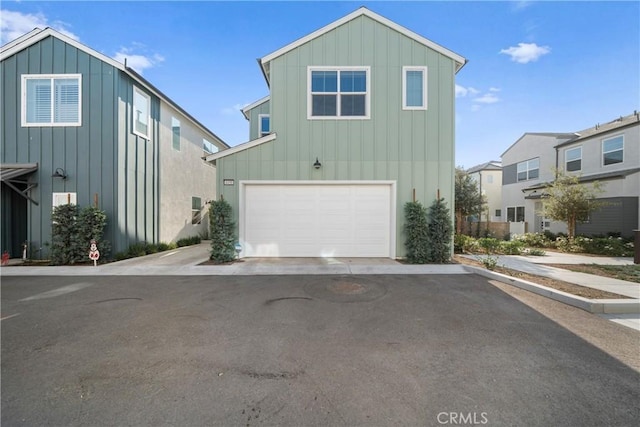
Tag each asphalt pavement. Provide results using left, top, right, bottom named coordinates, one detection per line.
left=2, top=274, right=639, bottom=426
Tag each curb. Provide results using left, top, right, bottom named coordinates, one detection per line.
left=464, top=265, right=640, bottom=315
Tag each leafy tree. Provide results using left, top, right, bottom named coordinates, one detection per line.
left=209, top=198, right=237, bottom=263
left=404, top=201, right=429, bottom=263
left=541, top=171, right=605, bottom=239
left=454, top=167, right=485, bottom=234
left=426, top=198, right=453, bottom=263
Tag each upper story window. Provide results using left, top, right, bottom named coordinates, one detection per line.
left=517, top=158, right=539, bottom=181
left=203, top=138, right=218, bottom=155
left=259, top=114, right=270, bottom=137
left=565, top=146, right=581, bottom=172
left=171, top=117, right=181, bottom=151
left=133, top=87, right=150, bottom=139
left=308, top=67, right=370, bottom=119
left=22, top=74, right=81, bottom=127
left=191, top=196, right=202, bottom=225
left=486, top=175, right=494, bottom=184
left=602, top=135, right=623, bottom=165
left=402, top=66, right=427, bottom=110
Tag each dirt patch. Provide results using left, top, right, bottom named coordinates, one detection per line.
left=543, top=264, right=640, bottom=283
left=454, top=255, right=631, bottom=299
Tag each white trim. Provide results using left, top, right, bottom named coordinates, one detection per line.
left=258, top=113, right=270, bottom=137
left=205, top=133, right=277, bottom=162
left=52, top=192, right=77, bottom=207
left=239, top=180, right=397, bottom=259
left=241, top=95, right=270, bottom=120
left=21, top=74, right=82, bottom=127
left=132, top=86, right=151, bottom=139
left=171, top=116, right=181, bottom=151
left=307, top=66, right=371, bottom=120
left=402, top=66, right=428, bottom=110
left=601, top=134, right=624, bottom=166
left=564, top=145, right=582, bottom=172
left=259, top=7, right=466, bottom=78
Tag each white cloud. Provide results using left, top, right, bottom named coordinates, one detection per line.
left=500, top=42, right=550, bottom=64
left=474, top=93, right=500, bottom=104
left=511, top=1, right=533, bottom=12
left=489, top=87, right=501, bottom=92
left=113, top=47, right=164, bottom=74
left=221, top=103, right=248, bottom=115
left=455, top=85, right=480, bottom=98
left=0, top=9, right=79, bottom=45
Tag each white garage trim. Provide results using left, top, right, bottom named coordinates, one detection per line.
left=239, top=180, right=396, bottom=258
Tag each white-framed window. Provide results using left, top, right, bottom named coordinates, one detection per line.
left=402, top=66, right=427, bottom=110
left=565, top=146, right=581, bottom=172
left=602, top=135, right=623, bottom=166
left=506, top=206, right=525, bottom=222
left=133, top=87, right=150, bottom=139
left=308, top=66, right=370, bottom=119
left=495, top=209, right=502, bottom=217
left=22, top=74, right=81, bottom=127
left=258, top=114, right=270, bottom=137
left=191, top=196, right=202, bottom=225
left=203, top=138, right=218, bottom=155
left=171, top=117, right=180, bottom=151
left=517, top=158, right=539, bottom=181
left=52, top=192, right=77, bottom=207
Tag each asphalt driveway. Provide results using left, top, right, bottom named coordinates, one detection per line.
left=2, top=274, right=639, bottom=426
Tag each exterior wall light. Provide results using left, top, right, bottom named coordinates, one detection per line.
left=313, top=158, right=322, bottom=169
left=52, top=168, right=67, bottom=180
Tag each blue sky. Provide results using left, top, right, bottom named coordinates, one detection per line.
left=2, top=1, right=638, bottom=169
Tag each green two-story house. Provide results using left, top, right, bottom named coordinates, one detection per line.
left=1, top=28, right=227, bottom=259
left=207, top=7, right=466, bottom=258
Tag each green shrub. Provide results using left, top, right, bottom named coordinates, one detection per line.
left=580, top=236, right=633, bottom=257
left=478, top=237, right=501, bottom=254
left=500, top=240, right=525, bottom=255
left=543, top=230, right=557, bottom=241
left=114, top=251, right=129, bottom=261
left=527, top=248, right=547, bottom=256
left=404, top=201, right=429, bottom=263
left=512, top=232, right=551, bottom=248
left=209, top=199, right=237, bottom=263
left=50, top=204, right=80, bottom=265
left=176, top=235, right=201, bottom=247
left=479, top=254, right=499, bottom=270
left=426, top=198, right=452, bottom=263
left=127, top=242, right=148, bottom=258
left=76, top=206, right=110, bottom=261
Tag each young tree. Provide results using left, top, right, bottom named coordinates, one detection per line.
left=426, top=198, right=453, bottom=263
left=541, top=171, right=605, bottom=239
left=209, top=198, right=237, bottom=263
left=454, top=167, right=485, bottom=234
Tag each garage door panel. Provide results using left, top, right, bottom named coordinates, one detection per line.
left=243, top=183, right=392, bottom=257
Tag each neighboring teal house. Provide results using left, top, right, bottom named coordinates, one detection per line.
left=208, top=7, right=466, bottom=258
left=0, top=28, right=228, bottom=258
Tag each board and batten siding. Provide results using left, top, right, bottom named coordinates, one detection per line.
left=246, top=99, right=270, bottom=141
left=1, top=35, right=161, bottom=256
left=1, top=36, right=118, bottom=256
left=217, top=15, right=457, bottom=257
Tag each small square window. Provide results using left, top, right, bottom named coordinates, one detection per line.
left=495, top=209, right=502, bottom=217
left=259, top=114, right=270, bottom=137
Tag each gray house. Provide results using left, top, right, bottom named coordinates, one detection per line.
left=1, top=28, right=228, bottom=259
left=207, top=7, right=466, bottom=258
left=501, top=112, right=639, bottom=238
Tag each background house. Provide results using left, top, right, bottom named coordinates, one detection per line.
left=501, top=112, right=639, bottom=238
left=0, top=28, right=227, bottom=259
left=466, top=160, right=502, bottom=222
left=208, top=7, right=466, bottom=258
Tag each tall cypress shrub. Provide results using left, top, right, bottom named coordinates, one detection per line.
left=427, top=198, right=453, bottom=263
left=76, top=206, right=110, bottom=262
left=50, top=204, right=79, bottom=265
left=404, top=201, right=429, bottom=264
left=209, top=198, right=236, bottom=263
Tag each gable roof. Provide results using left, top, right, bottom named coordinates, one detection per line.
left=466, top=161, right=502, bottom=174
left=500, top=132, right=576, bottom=158
left=555, top=111, right=640, bottom=148
left=258, top=7, right=467, bottom=85
left=1, top=27, right=229, bottom=149
left=240, top=95, right=270, bottom=120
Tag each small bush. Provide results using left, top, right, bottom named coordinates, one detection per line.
left=500, top=240, right=526, bottom=255
left=209, top=199, right=237, bottom=263
left=527, top=248, right=547, bottom=256
left=177, top=235, right=201, bottom=247
left=127, top=242, right=148, bottom=258
left=511, top=232, right=551, bottom=248
left=543, top=230, right=557, bottom=241
left=479, top=254, right=499, bottom=270
left=581, top=236, right=633, bottom=257
left=114, top=251, right=129, bottom=261
left=478, top=237, right=501, bottom=254
left=426, top=198, right=453, bottom=263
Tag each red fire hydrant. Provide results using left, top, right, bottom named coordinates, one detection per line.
left=1, top=250, right=10, bottom=266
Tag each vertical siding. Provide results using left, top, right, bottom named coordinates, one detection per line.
left=1, top=36, right=121, bottom=257
left=218, top=15, right=458, bottom=257
left=247, top=100, right=270, bottom=141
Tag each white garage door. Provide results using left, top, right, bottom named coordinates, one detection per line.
left=242, top=183, right=394, bottom=257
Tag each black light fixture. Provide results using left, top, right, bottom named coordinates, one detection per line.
left=52, top=168, right=67, bottom=180
left=313, top=158, right=322, bottom=169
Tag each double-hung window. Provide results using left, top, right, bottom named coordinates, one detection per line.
left=171, top=117, right=181, bottom=151
left=602, top=135, right=623, bottom=165
left=517, top=158, right=539, bottom=181
left=402, top=66, right=427, bottom=110
left=133, top=87, right=150, bottom=139
left=565, top=146, right=581, bottom=172
left=22, top=74, right=81, bottom=126
left=259, top=114, right=270, bottom=137
left=308, top=67, right=370, bottom=119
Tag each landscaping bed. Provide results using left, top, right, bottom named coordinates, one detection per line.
left=543, top=264, right=640, bottom=284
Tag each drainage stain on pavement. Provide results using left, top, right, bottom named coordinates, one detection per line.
left=304, top=276, right=387, bottom=303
